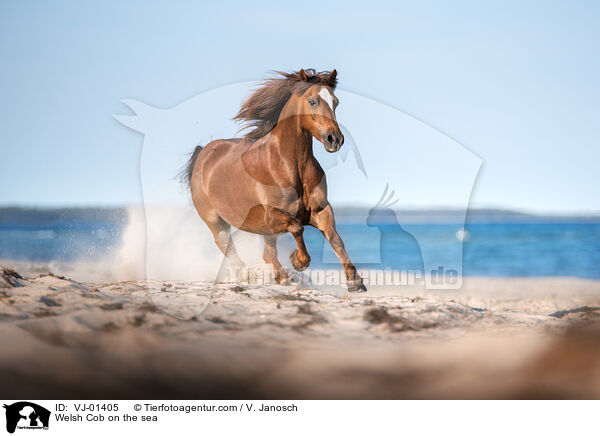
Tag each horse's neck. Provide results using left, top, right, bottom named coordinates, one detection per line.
left=268, top=120, right=314, bottom=169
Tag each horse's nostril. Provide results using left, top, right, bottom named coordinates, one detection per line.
left=327, top=134, right=334, bottom=144
left=340, top=136, right=344, bottom=146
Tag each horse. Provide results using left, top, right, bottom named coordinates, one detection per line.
left=183, top=68, right=367, bottom=292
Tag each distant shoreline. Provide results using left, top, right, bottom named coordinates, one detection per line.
left=1, top=206, right=599, bottom=224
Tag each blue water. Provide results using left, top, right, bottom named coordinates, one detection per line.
left=0, top=209, right=125, bottom=263
left=1, top=209, right=599, bottom=279
left=302, top=223, right=600, bottom=279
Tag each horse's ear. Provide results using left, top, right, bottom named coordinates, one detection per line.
left=328, top=69, right=338, bottom=87
left=298, top=69, right=308, bottom=81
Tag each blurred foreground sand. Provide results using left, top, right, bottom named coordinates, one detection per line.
left=1, top=264, right=600, bottom=399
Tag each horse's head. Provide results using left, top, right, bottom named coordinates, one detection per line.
left=280, top=69, right=344, bottom=153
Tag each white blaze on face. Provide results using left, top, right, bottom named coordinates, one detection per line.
left=318, top=87, right=335, bottom=111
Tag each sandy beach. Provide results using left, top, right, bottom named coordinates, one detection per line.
left=1, top=262, right=600, bottom=399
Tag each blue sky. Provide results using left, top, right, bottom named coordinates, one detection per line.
left=1, top=0, right=599, bottom=213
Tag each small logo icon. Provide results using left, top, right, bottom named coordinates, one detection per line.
left=3, top=402, right=50, bottom=434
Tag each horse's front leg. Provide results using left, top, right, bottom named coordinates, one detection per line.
left=311, top=204, right=367, bottom=293
left=265, top=207, right=311, bottom=272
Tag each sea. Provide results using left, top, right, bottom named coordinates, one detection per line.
left=1, top=207, right=599, bottom=279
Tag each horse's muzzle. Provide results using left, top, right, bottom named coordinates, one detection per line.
left=323, top=132, right=344, bottom=153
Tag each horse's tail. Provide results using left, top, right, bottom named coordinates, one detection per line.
left=179, top=145, right=203, bottom=190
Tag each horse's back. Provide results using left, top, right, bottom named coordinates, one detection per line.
left=199, top=138, right=244, bottom=161
left=194, top=137, right=245, bottom=177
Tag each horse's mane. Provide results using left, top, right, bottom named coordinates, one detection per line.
left=234, top=69, right=338, bottom=141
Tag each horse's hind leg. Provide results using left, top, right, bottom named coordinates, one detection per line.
left=263, top=235, right=290, bottom=284
left=202, top=213, right=245, bottom=278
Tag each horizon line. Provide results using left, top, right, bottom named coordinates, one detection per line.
left=1, top=203, right=599, bottom=218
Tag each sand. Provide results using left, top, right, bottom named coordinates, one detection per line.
left=1, top=263, right=600, bottom=399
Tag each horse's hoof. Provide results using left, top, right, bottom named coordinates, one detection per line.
left=347, top=280, right=367, bottom=293
left=289, top=249, right=309, bottom=271
left=273, top=268, right=292, bottom=285
left=274, top=270, right=291, bottom=284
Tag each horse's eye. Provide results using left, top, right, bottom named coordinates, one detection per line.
left=308, top=99, right=318, bottom=107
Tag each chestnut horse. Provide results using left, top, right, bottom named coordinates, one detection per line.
left=183, top=69, right=366, bottom=292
